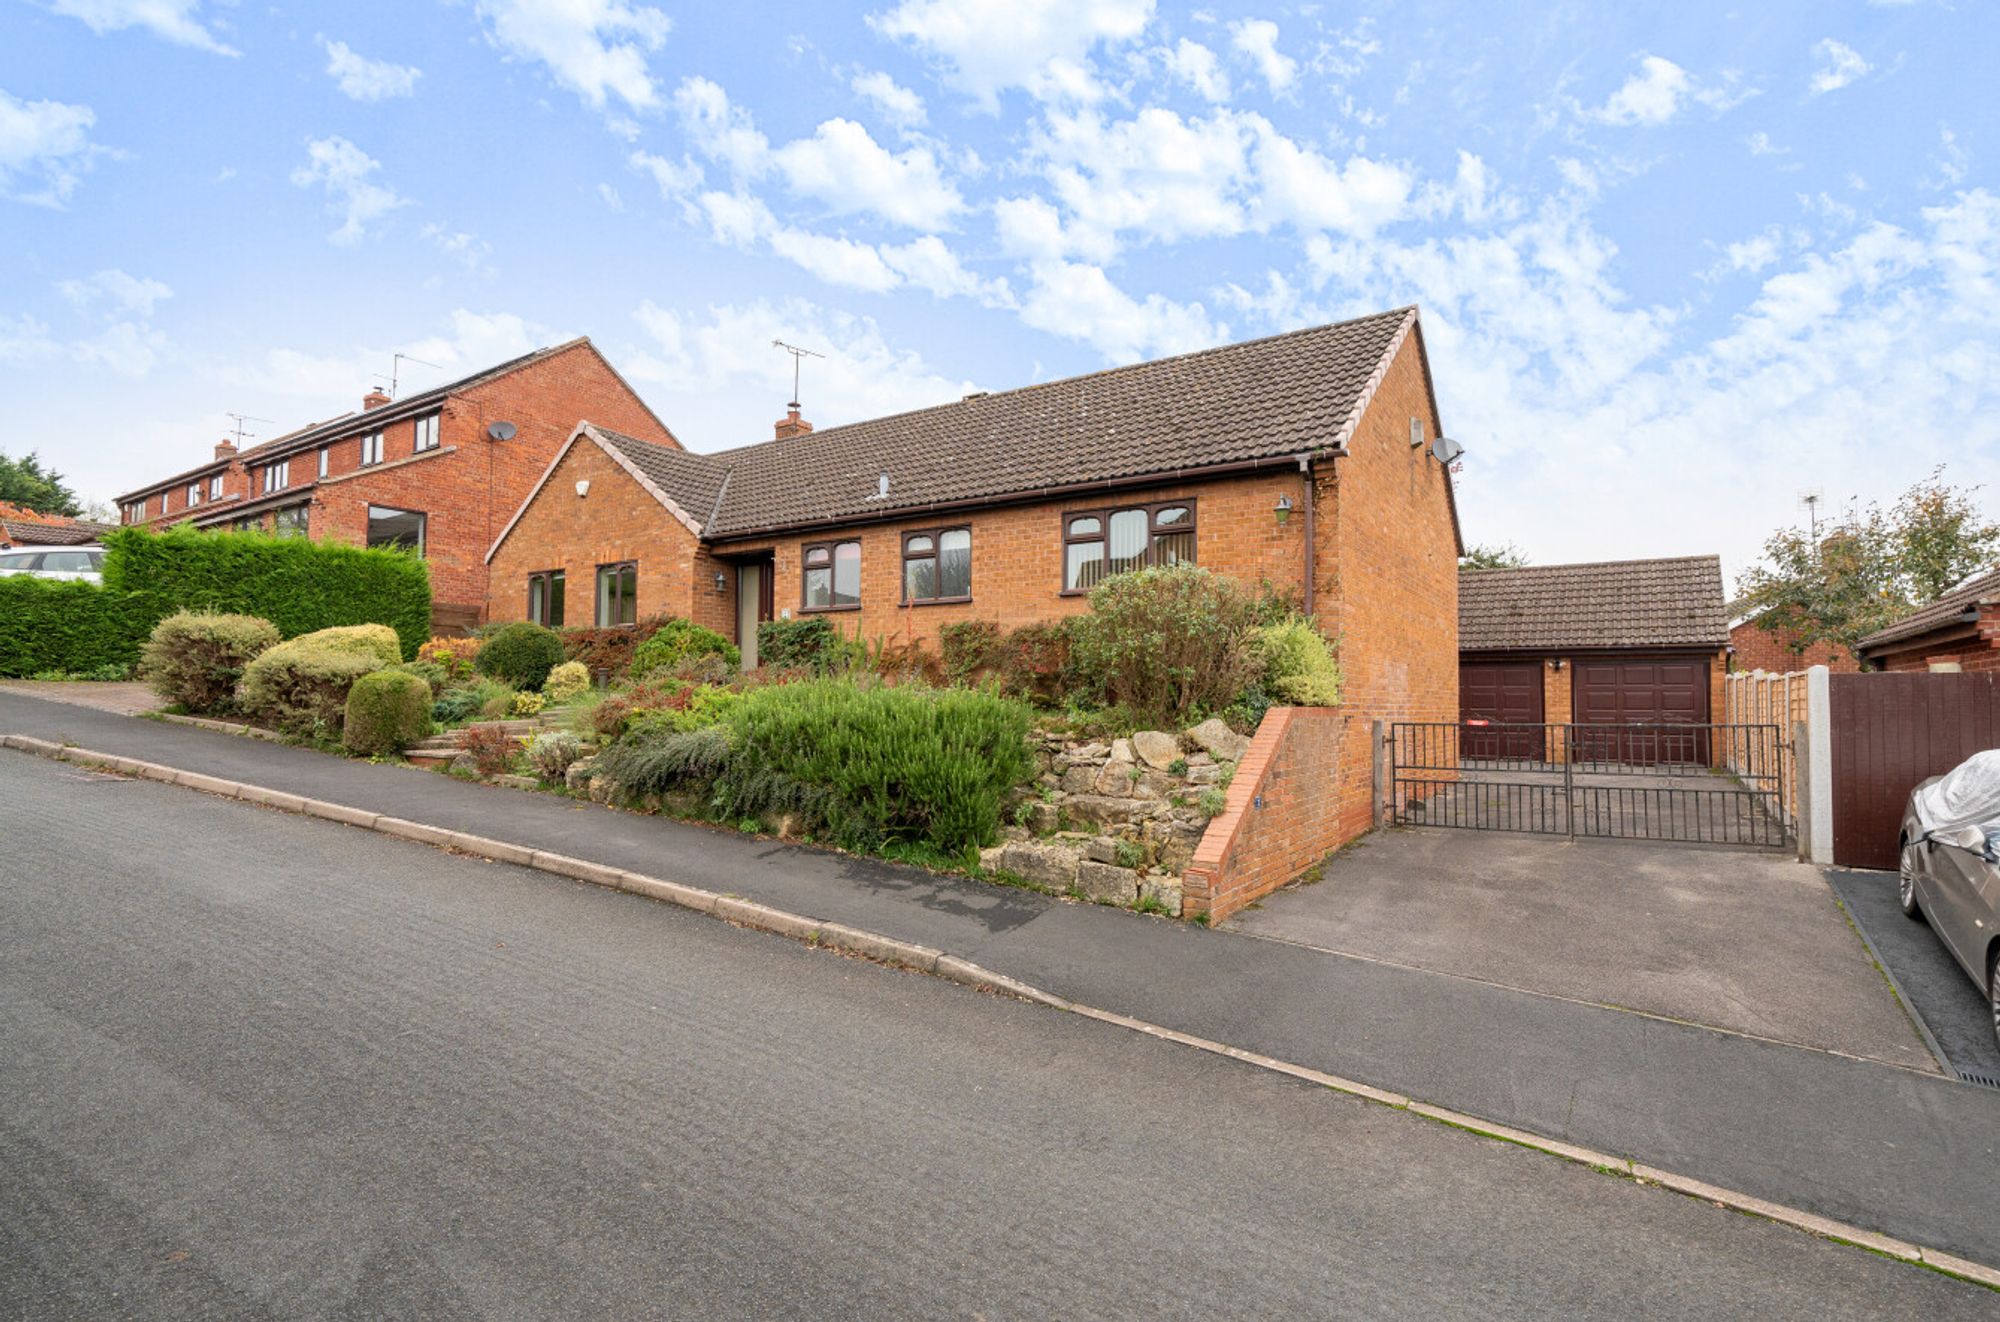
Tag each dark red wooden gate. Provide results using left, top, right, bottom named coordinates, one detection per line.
left=1830, top=672, right=2000, bottom=870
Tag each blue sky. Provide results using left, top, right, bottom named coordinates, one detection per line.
left=3, top=0, right=1995, bottom=583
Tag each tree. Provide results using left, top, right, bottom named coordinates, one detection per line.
left=0, top=452, right=83, bottom=517
left=1734, top=467, right=2000, bottom=653
left=1460, top=542, right=1529, bottom=570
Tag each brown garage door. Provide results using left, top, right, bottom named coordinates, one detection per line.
left=1460, top=661, right=1545, bottom=759
left=1573, top=657, right=1709, bottom=764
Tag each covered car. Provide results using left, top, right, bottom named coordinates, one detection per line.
left=1899, top=749, right=2000, bottom=1049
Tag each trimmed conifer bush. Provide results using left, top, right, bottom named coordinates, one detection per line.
left=342, top=669, right=434, bottom=756
left=475, top=621, right=566, bottom=690
left=139, top=611, right=281, bottom=714
left=238, top=641, right=380, bottom=737
left=630, top=618, right=739, bottom=679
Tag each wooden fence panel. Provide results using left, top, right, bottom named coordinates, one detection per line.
left=1830, top=672, right=2000, bottom=869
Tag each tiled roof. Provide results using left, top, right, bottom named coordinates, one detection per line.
left=1460, top=556, right=1728, bottom=652
left=587, top=307, right=1422, bottom=541
left=117, top=338, right=606, bottom=502
left=1855, top=565, right=2000, bottom=651
left=0, top=502, right=113, bottom=546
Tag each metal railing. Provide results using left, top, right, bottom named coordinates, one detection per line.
left=1388, top=721, right=1793, bottom=848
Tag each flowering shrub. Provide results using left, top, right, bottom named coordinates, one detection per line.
left=542, top=660, right=591, bottom=704
left=510, top=690, right=547, bottom=717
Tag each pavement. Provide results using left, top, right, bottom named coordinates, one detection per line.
left=3, top=753, right=1992, bottom=1320
left=2, top=688, right=1998, bottom=1273
left=1829, top=867, right=2000, bottom=1084
left=1227, top=827, right=1936, bottom=1071
left=0, top=679, right=157, bottom=715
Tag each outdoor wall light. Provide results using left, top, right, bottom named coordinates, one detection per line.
left=1274, top=494, right=1294, bottom=526
left=1550, top=658, right=1565, bottom=671
left=714, top=571, right=727, bottom=594
left=575, top=479, right=590, bottom=498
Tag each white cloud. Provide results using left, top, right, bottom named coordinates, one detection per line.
left=768, top=228, right=903, bottom=292
left=474, top=0, right=672, bottom=114
left=623, top=297, right=977, bottom=448
left=226, top=309, right=551, bottom=402
left=1229, top=19, right=1296, bottom=96
left=59, top=269, right=172, bottom=317
left=0, top=89, right=105, bottom=207
left=673, top=76, right=771, bottom=179
left=289, top=135, right=409, bottom=245
left=880, top=235, right=1015, bottom=306
left=1721, top=231, right=1783, bottom=275
left=629, top=148, right=703, bottom=201
left=46, top=0, right=235, bottom=55
left=773, top=118, right=965, bottom=230
left=1745, top=131, right=1788, bottom=157
left=319, top=37, right=422, bottom=102
left=1929, top=124, right=1970, bottom=188
left=1161, top=38, right=1230, bottom=102
left=421, top=223, right=493, bottom=274
left=869, top=0, right=1155, bottom=108
left=1809, top=38, right=1870, bottom=95
left=852, top=70, right=927, bottom=128
left=1017, top=259, right=1222, bottom=361
left=1591, top=55, right=1693, bottom=126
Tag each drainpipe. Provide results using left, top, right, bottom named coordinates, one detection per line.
left=1298, top=453, right=1316, bottom=618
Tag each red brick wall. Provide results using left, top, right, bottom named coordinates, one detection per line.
left=1731, top=620, right=1859, bottom=673
left=1183, top=708, right=1352, bottom=922
left=706, top=470, right=1311, bottom=649
left=1316, top=327, right=1460, bottom=844
left=486, top=436, right=703, bottom=629
left=1874, top=608, right=2000, bottom=672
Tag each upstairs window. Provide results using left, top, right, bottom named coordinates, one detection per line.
left=318, top=447, right=330, bottom=479
left=361, top=431, right=384, bottom=466
left=209, top=474, right=225, bottom=500
left=1062, top=501, right=1196, bottom=593
left=261, top=461, right=290, bottom=494
left=902, top=527, right=971, bottom=603
left=413, top=412, right=440, bottom=452
left=187, top=483, right=202, bottom=508
left=802, top=540, right=860, bottom=611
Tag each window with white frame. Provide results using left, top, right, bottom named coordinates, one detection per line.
left=187, top=483, right=201, bottom=507
left=318, top=447, right=330, bottom=479
left=361, top=431, right=384, bottom=466
left=413, top=412, right=440, bottom=452
left=209, top=474, right=225, bottom=500
left=261, top=461, right=289, bottom=494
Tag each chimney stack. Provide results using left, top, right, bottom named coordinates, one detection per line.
left=774, top=406, right=814, bottom=440
left=363, top=386, right=392, bottom=410
left=214, top=437, right=237, bottom=460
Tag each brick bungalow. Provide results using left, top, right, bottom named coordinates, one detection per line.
left=1854, top=565, right=2000, bottom=672
left=1728, top=610, right=1859, bottom=673
left=1458, top=556, right=1729, bottom=759
left=489, top=305, right=1464, bottom=863
left=112, top=339, right=677, bottom=631
left=0, top=501, right=113, bottom=549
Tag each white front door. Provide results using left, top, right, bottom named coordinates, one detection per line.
left=737, top=563, right=762, bottom=669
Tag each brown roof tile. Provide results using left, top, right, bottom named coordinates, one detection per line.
left=1855, top=565, right=2000, bottom=651
left=591, top=306, right=1421, bottom=540
left=1460, top=556, right=1728, bottom=652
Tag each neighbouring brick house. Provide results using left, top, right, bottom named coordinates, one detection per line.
left=112, top=339, right=677, bottom=631
left=1458, top=556, right=1729, bottom=759
left=489, top=306, right=1465, bottom=903
left=0, top=501, right=113, bottom=549
left=1728, top=611, right=1859, bottom=673
left=1854, top=566, right=2000, bottom=672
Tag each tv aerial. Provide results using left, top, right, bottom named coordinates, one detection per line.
left=772, top=338, right=824, bottom=410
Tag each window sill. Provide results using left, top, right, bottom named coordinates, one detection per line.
left=799, top=604, right=862, bottom=614
left=900, top=596, right=974, bottom=607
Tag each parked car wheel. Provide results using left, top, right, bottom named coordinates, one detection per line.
left=1898, top=836, right=1924, bottom=920
left=1990, top=950, right=2000, bottom=1054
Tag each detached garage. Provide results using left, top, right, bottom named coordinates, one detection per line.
left=1459, top=556, right=1730, bottom=760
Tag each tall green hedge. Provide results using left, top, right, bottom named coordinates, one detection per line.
left=0, top=526, right=432, bottom=677
left=0, top=578, right=151, bottom=676
left=102, top=526, right=431, bottom=659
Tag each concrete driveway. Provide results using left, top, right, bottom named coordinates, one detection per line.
left=1226, top=828, right=1939, bottom=1073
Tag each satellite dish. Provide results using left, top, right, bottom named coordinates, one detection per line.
left=487, top=420, right=517, bottom=442
left=1431, top=435, right=1465, bottom=465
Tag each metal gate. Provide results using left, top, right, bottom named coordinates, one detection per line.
left=1388, top=721, right=1793, bottom=848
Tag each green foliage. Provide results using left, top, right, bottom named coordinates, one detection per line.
left=295, top=623, right=402, bottom=667
left=393, top=659, right=451, bottom=699
left=757, top=616, right=838, bottom=671
left=593, top=725, right=734, bottom=798
left=1070, top=567, right=1262, bottom=726
left=1197, top=786, right=1228, bottom=817
left=631, top=618, right=740, bottom=680
left=28, top=663, right=132, bottom=682
left=1255, top=616, right=1342, bottom=706
left=993, top=620, right=1075, bottom=705
left=525, top=730, right=587, bottom=782
left=475, top=621, right=566, bottom=690
left=939, top=620, right=1002, bottom=681
left=433, top=679, right=511, bottom=726
left=543, top=660, right=591, bottom=704
left=1736, top=466, right=2000, bottom=654
left=510, top=690, right=546, bottom=716
left=100, top=525, right=431, bottom=659
left=138, top=611, right=281, bottom=715
left=238, top=638, right=381, bottom=737
left=1460, top=542, right=1529, bottom=570
left=342, top=669, right=434, bottom=756
left=0, top=450, right=83, bottom=516
left=0, top=577, right=150, bottom=678
left=558, top=615, right=670, bottom=678
left=714, top=679, right=1037, bottom=853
